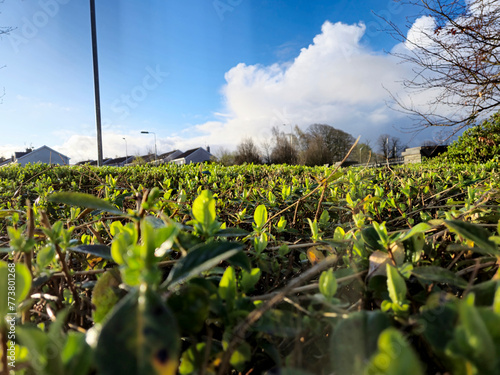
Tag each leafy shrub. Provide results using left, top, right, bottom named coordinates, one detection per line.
left=443, top=111, right=500, bottom=163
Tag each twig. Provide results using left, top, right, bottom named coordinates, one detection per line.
left=464, top=258, right=482, bottom=295
left=246, top=271, right=367, bottom=301
left=40, top=211, right=81, bottom=310
left=25, top=201, right=34, bottom=278
left=457, top=261, right=497, bottom=277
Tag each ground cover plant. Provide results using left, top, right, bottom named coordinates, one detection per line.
left=0, top=158, right=499, bottom=374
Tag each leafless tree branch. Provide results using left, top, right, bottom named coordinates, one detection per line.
left=381, top=0, right=500, bottom=132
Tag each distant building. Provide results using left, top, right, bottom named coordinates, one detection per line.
left=73, top=148, right=212, bottom=167
left=158, top=150, right=183, bottom=163
left=0, top=146, right=70, bottom=166
left=103, top=156, right=136, bottom=167
left=171, top=147, right=213, bottom=165
left=402, top=145, right=448, bottom=164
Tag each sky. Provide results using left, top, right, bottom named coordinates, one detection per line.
left=0, top=0, right=453, bottom=163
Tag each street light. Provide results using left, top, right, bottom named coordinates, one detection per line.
left=141, top=131, right=157, bottom=161
left=122, top=137, right=128, bottom=162
left=359, top=146, right=364, bottom=164
left=90, top=0, right=103, bottom=166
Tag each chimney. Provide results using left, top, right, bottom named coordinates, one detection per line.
left=207, top=145, right=210, bottom=154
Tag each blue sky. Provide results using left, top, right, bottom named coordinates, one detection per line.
left=0, top=0, right=444, bottom=162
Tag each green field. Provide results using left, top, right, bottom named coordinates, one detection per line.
left=1, top=160, right=499, bottom=374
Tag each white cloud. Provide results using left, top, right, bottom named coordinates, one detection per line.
left=7, top=20, right=445, bottom=164
left=404, top=16, right=436, bottom=51
left=180, top=21, right=415, bottom=151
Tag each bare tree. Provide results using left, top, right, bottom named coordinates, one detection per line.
left=213, top=147, right=236, bottom=166
left=351, top=142, right=373, bottom=164
left=260, top=139, right=273, bottom=164
left=234, top=137, right=261, bottom=165
left=385, top=0, right=500, bottom=133
left=297, top=124, right=355, bottom=166
left=377, top=134, right=405, bottom=159
left=270, top=126, right=298, bottom=165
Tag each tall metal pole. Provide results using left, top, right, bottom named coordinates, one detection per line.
left=141, top=131, right=157, bottom=161
left=90, top=0, right=103, bottom=166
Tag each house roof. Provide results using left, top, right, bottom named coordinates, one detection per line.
left=15, top=150, right=32, bottom=159
left=158, top=150, right=181, bottom=159
left=175, top=147, right=212, bottom=159
left=103, top=156, right=128, bottom=165
left=16, top=145, right=70, bottom=163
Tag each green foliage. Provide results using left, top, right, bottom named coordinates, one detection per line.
left=365, top=328, right=424, bottom=375
left=442, top=111, right=500, bottom=163
left=0, top=161, right=499, bottom=374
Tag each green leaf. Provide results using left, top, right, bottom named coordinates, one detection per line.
left=494, top=286, right=500, bottom=314
left=92, top=269, right=122, bottom=324
left=0, top=210, right=24, bottom=218
left=167, top=284, right=210, bottom=334
left=0, top=261, right=32, bottom=319
left=216, top=228, right=250, bottom=237
left=95, top=287, right=180, bottom=375
left=61, top=331, right=92, bottom=375
left=227, top=251, right=252, bottom=272
left=307, top=218, right=320, bottom=241
left=192, top=190, right=216, bottom=231
left=365, top=328, right=424, bottom=375
left=219, top=266, right=237, bottom=301
left=253, top=204, right=268, bottom=230
left=162, top=242, right=244, bottom=289
left=361, top=227, right=385, bottom=251
left=386, top=264, right=406, bottom=306
left=68, top=244, right=112, bottom=259
left=330, top=311, right=391, bottom=375
left=319, top=269, right=337, bottom=300
left=48, top=192, right=123, bottom=215
left=179, top=343, right=208, bottom=375
left=412, top=266, right=468, bottom=289
left=230, top=342, right=251, bottom=371
left=445, top=220, right=498, bottom=255
left=16, top=326, right=64, bottom=375
left=37, top=245, right=56, bottom=268
left=240, top=268, right=261, bottom=293
left=449, top=295, right=497, bottom=372
left=400, top=222, right=432, bottom=241
left=418, top=297, right=457, bottom=355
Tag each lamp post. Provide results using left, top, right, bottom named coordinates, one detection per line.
left=359, top=146, right=364, bottom=164
left=90, top=0, right=103, bottom=166
left=122, top=137, right=128, bottom=162
left=141, top=131, right=157, bottom=161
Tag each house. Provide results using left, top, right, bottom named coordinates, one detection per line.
left=103, top=156, right=135, bottom=167
left=1, top=146, right=70, bottom=166
left=158, top=150, right=183, bottom=163
left=146, top=150, right=184, bottom=165
left=171, top=147, right=213, bottom=165
left=401, top=145, right=448, bottom=164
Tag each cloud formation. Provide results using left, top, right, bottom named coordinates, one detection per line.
left=25, top=20, right=439, bottom=163
left=184, top=21, right=416, bottom=151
